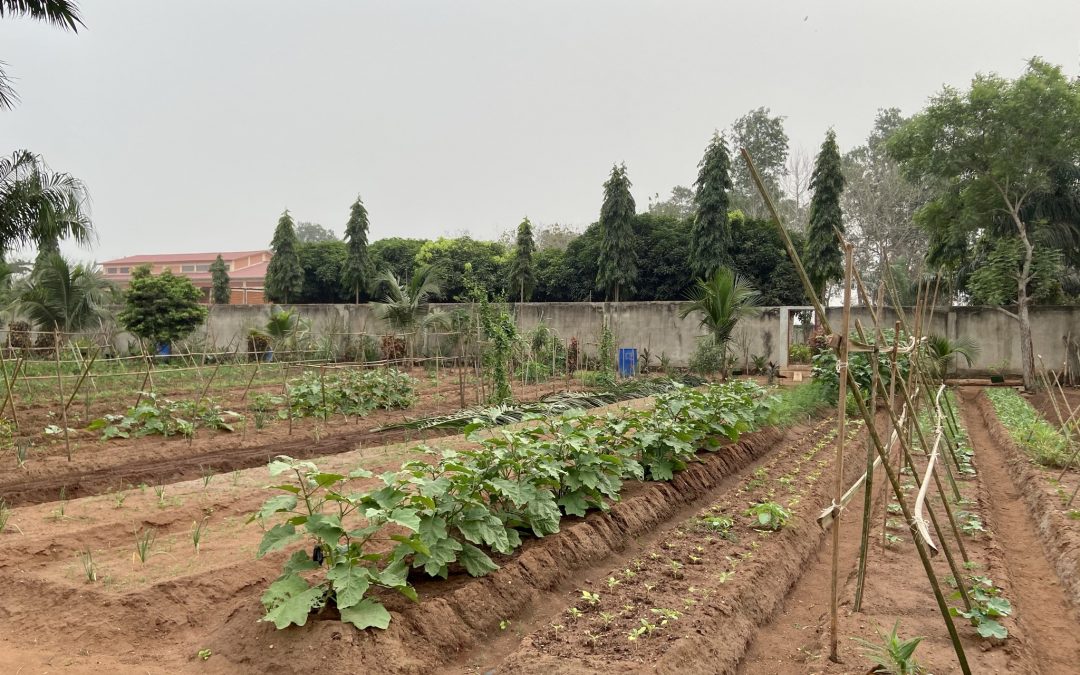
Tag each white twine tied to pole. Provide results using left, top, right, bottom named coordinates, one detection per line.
left=911, top=384, right=949, bottom=557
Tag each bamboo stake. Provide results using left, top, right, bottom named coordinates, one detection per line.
left=0, top=350, right=21, bottom=432
left=882, top=322, right=900, bottom=548
left=853, top=317, right=879, bottom=612
left=827, top=243, right=854, bottom=663
left=63, top=347, right=99, bottom=415
left=281, top=362, right=293, bottom=436
left=53, top=329, right=72, bottom=461
left=240, top=358, right=261, bottom=402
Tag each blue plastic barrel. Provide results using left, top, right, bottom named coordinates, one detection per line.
left=617, top=348, right=638, bottom=378
left=156, top=343, right=171, bottom=357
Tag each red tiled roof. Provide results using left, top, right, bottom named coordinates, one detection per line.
left=101, top=250, right=270, bottom=265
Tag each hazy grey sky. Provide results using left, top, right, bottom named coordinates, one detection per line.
left=2, top=0, right=1078, bottom=263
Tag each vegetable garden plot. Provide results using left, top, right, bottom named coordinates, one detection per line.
left=0, top=382, right=788, bottom=674
left=0, top=371, right=566, bottom=507
left=737, top=388, right=1080, bottom=675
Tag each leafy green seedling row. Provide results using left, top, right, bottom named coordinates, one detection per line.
left=251, top=380, right=777, bottom=631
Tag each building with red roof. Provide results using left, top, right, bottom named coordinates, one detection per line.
left=100, top=250, right=272, bottom=304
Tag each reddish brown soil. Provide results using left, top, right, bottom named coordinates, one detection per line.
left=737, top=389, right=1080, bottom=675
left=0, top=374, right=564, bottom=507
left=443, top=416, right=854, bottom=674
left=0, top=395, right=772, bottom=674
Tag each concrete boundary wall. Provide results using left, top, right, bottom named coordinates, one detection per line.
left=152, top=302, right=1080, bottom=376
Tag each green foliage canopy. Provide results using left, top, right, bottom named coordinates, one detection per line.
left=118, top=266, right=208, bottom=346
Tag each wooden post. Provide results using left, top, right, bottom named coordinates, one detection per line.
left=853, top=318, right=878, bottom=612
left=53, top=329, right=72, bottom=461
left=281, top=362, right=293, bottom=436
left=0, top=349, right=21, bottom=432
left=63, top=347, right=99, bottom=415
left=828, top=243, right=854, bottom=663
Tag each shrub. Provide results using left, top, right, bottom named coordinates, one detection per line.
left=788, top=343, right=812, bottom=364
left=689, top=336, right=726, bottom=376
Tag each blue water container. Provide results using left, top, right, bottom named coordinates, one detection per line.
left=156, top=343, right=171, bottom=357
left=617, top=348, right=638, bottom=378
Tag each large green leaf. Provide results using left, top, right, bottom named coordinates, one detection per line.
left=251, top=494, right=298, bottom=522
left=304, top=513, right=345, bottom=543
left=326, top=563, right=371, bottom=609
left=458, top=542, right=499, bottom=577
left=339, top=598, right=392, bottom=630
left=257, top=523, right=301, bottom=558
left=260, top=575, right=325, bottom=629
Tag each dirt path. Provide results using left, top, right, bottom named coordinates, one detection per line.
left=957, top=387, right=1080, bottom=673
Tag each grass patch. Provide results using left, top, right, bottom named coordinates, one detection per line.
left=770, top=381, right=831, bottom=427
left=984, top=388, right=1069, bottom=468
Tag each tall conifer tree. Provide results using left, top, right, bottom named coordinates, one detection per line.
left=690, top=133, right=733, bottom=279
left=341, top=195, right=373, bottom=303
left=596, top=164, right=637, bottom=302
left=265, top=209, right=303, bottom=304
left=210, top=254, right=230, bottom=304
left=508, top=216, right=536, bottom=303
left=804, top=130, right=845, bottom=301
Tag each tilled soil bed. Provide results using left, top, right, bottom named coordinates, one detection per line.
left=459, top=416, right=856, bottom=674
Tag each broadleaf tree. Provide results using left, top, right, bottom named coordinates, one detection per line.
left=729, top=107, right=789, bottom=218
left=888, top=57, right=1080, bottom=390
left=118, top=266, right=208, bottom=347
left=596, top=163, right=637, bottom=302
left=803, top=129, right=846, bottom=302
left=265, top=210, right=304, bottom=304
left=340, top=196, right=373, bottom=303
left=690, top=133, right=733, bottom=279
left=508, top=216, right=536, bottom=302
left=210, top=254, right=230, bottom=304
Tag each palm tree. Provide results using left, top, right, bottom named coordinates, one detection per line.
left=924, top=334, right=979, bottom=380
left=0, top=150, right=94, bottom=254
left=679, top=267, right=761, bottom=379
left=372, top=266, right=446, bottom=364
left=1, top=0, right=85, bottom=109
left=15, top=253, right=113, bottom=335
left=371, top=265, right=443, bottom=333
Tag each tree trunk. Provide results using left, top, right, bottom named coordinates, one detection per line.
left=1011, top=202, right=1037, bottom=391
left=1018, top=260, right=1036, bottom=391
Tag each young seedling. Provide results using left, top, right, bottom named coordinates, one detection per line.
left=550, top=623, right=564, bottom=638
left=580, top=590, right=600, bottom=606
left=669, top=559, right=683, bottom=579
left=0, top=498, right=10, bottom=533
left=192, top=519, right=207, bottom=554
left=568, top=607, right=583, bottom=620
left=134, top=527, right=156, bottom=563
left=51, top=487, right=68, bottom=520
left=14, top=439, right=29, bottom=468
left=154, top=484, right=167, bottom=507
left=606, top=576, right=621, bottom=588
left=746, top=501, right=790, bottom=531
left=716, top=570, right=735, bottom=584
left=201, top=466, right=215, bottom=489
left=197, top=649, right=212, bottom=661
left=585, top=631, right=600, bottom=647
left=499, top=619, right=511, bottom=630
left=643, top=582, right=655, bottom=596
left=80, top=549, right=97, bottom=583
left=598, top=612, right=615, bottom=627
